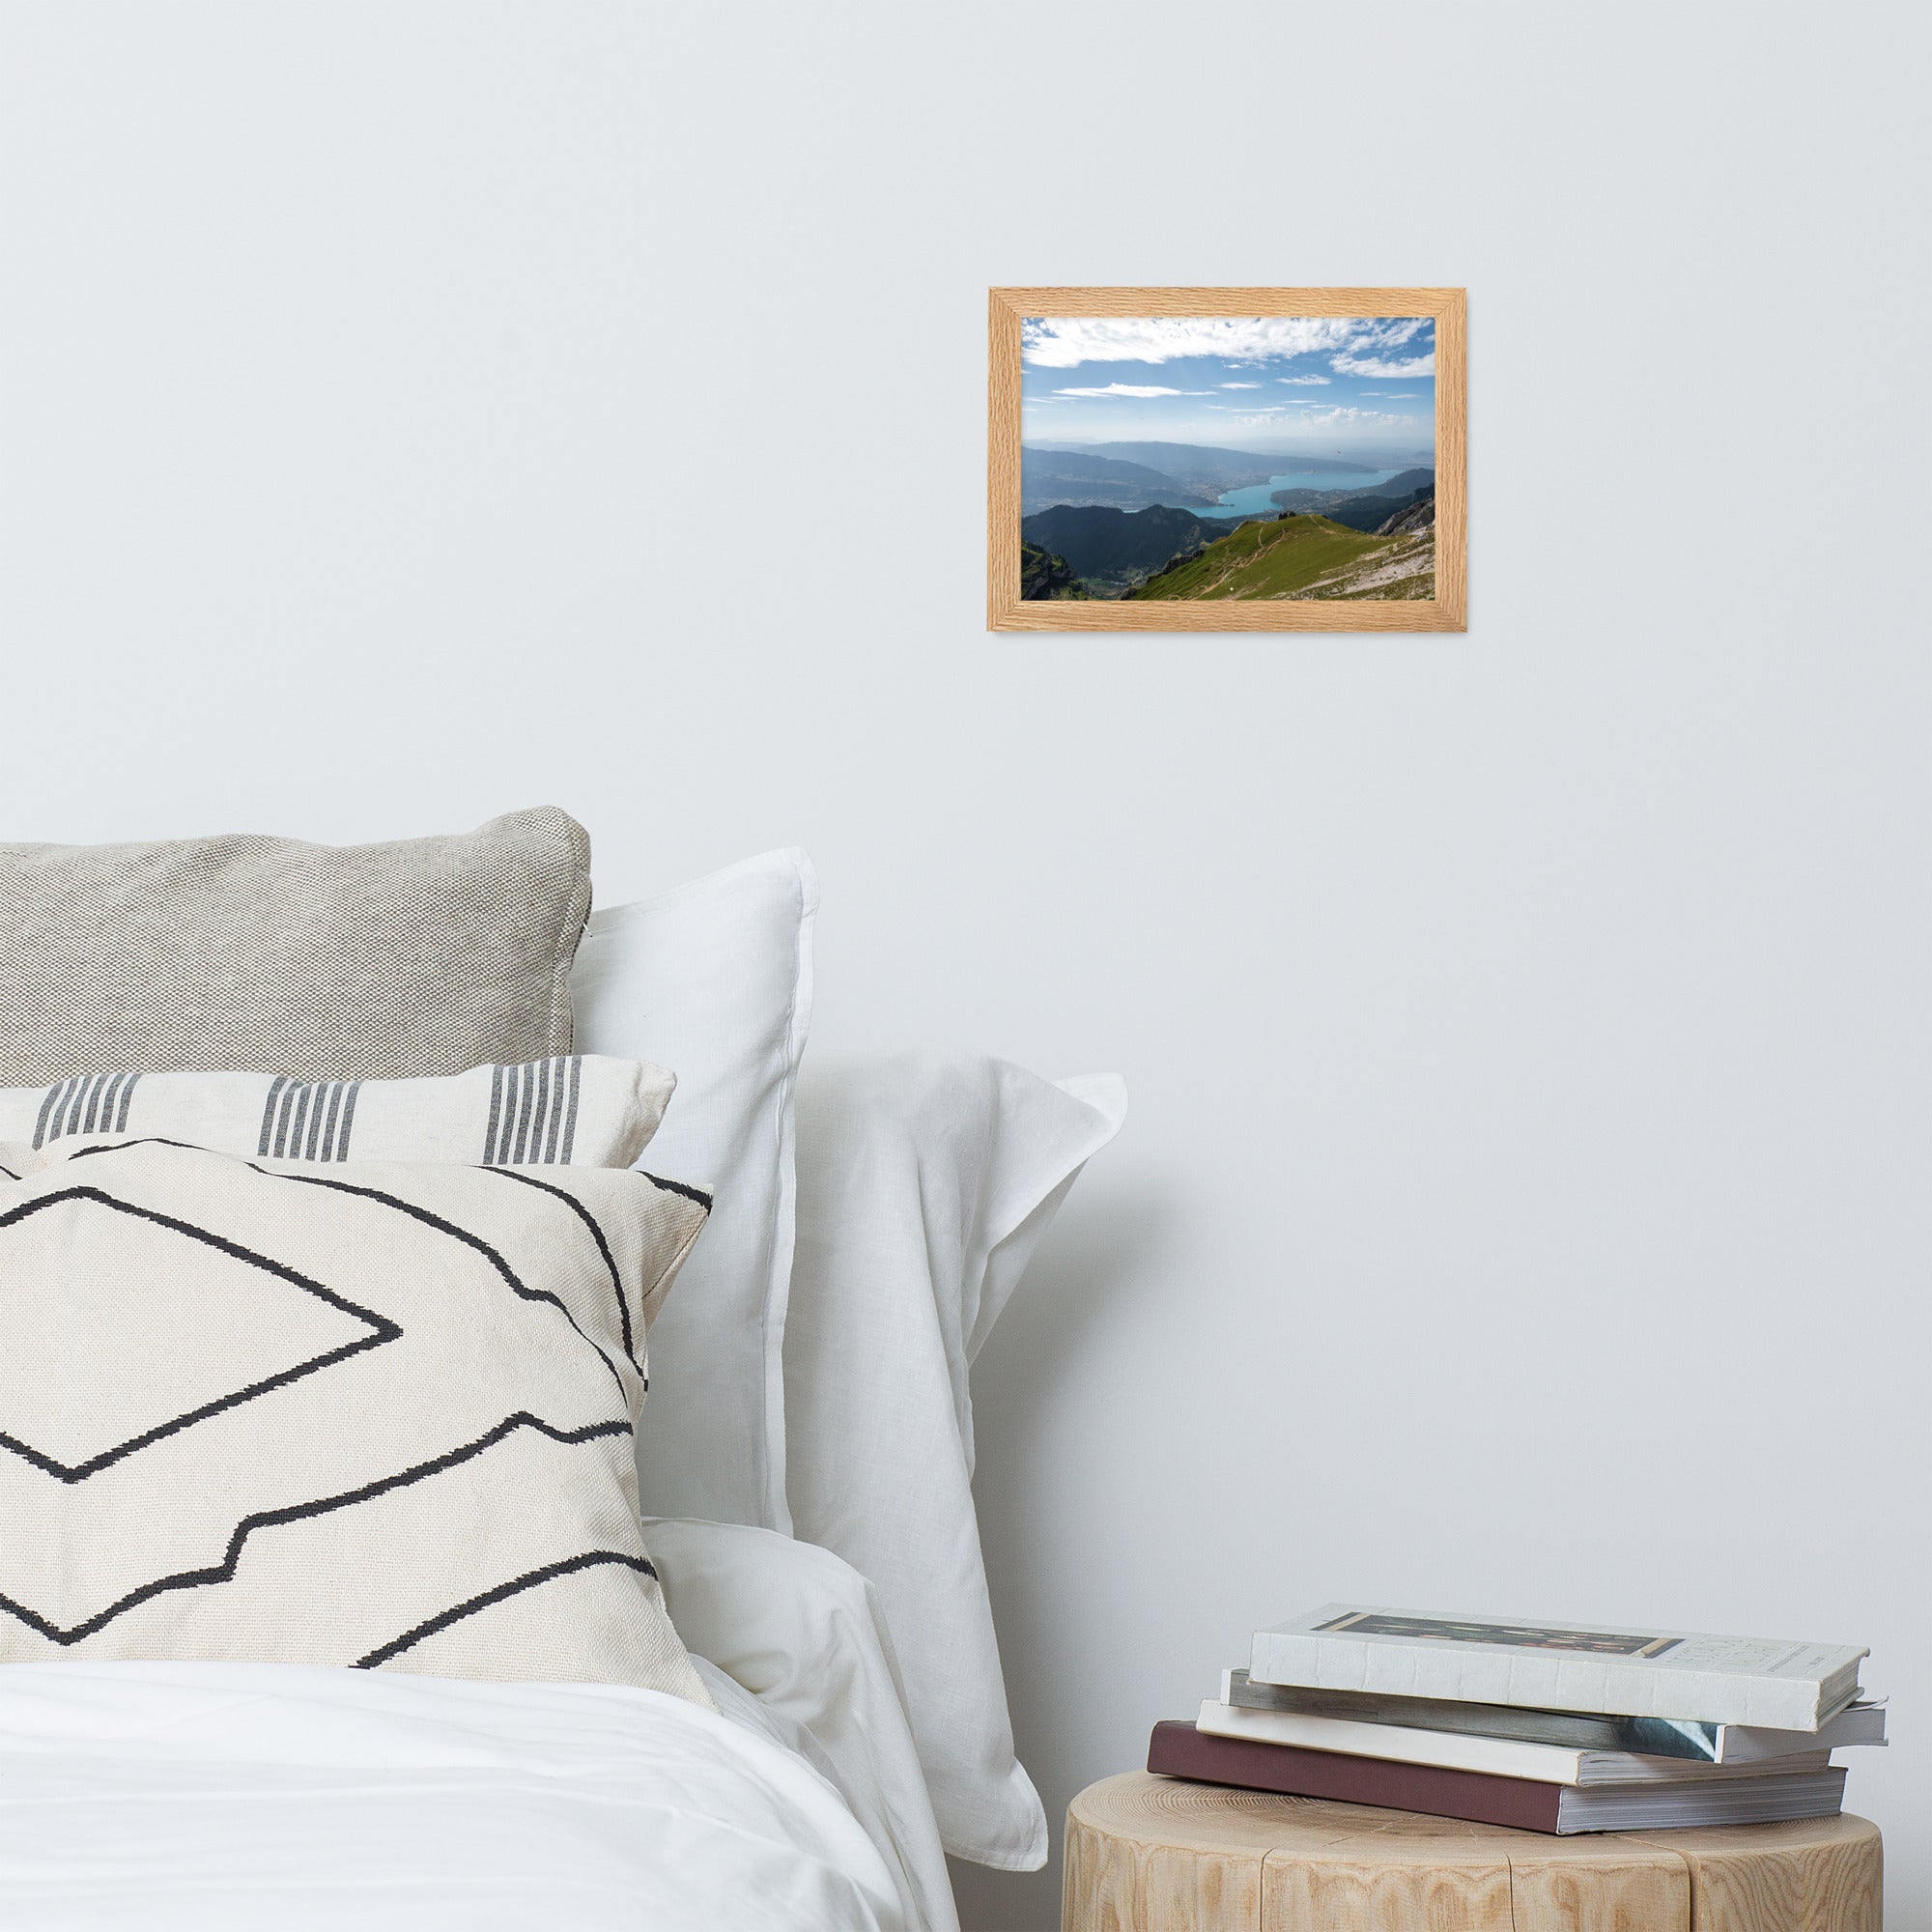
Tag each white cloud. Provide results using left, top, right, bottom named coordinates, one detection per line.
left=1021, top=314, right=1433, bottom=368
left=1330, top=353, right=1435, bottom=378
left=1294, top=406, right=1416, bottom=427
left=1276, top=375, right=1331, bottom=386
left=1052, top=384, right=1198, bottom=398
left=1220, top=381, right=1261, bottom=389
left=1367, top=317, right=1430, bottom=349
left=1212, top=402, right=1424, bottom=437
left=1215, top=412, right=1302, bottom=433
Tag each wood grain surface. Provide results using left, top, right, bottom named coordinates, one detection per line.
left=1063, top=1771, right=1881, bottom=1932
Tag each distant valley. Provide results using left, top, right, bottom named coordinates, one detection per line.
left=1020, top=440, right=1381, bottom=517
left=1021, top=451, right=1220, bottom=514
left=1019, top=441, right=1435, bottom=602
left=1269, top=467, right=1436, bottom=532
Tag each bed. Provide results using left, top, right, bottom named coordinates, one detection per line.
left=0, top=1531, right=925, bottom=1932
left=0, top=814, right=1125, bottom=1931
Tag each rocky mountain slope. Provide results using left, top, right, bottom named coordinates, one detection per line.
left=1019, top=538, right=1087, bottom=599
left=1126, top=511, right=1435, bottom=602
left=1375, top=491, right=1435, bottom=537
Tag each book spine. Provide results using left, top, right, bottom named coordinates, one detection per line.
left=1146, top=1721, right=1566, bottom=1834
left=1196, top=1700, right=1587, bottom=1784
left=1718, top=1708, right=1886, bottom=1763
left=1249, top=1630, right=1825, bottom=1730
left=1223, top=1670, right=1726, bottom=1759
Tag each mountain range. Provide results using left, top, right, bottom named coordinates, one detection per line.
left=1029, top=440, right=1385, bottom=486
left=1017, top=440, right=1438, bottom=601
left=1021, top=449, right=1220, bottom=514
left=1023, top=440, right=1428, bottom=519
left=1268, top=467, right=1435, bottom=529
left=1019, top=502, right=1251, bottom=591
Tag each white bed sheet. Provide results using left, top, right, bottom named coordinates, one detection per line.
left=0, top=1659, right=906, bottom=1932
left=645, top=1519, right=957, bottom=1932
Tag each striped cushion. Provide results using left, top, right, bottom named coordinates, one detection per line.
left=0, top=1135, right=711, bottom=1696
left=0, top=1057, right=674, bottom=1168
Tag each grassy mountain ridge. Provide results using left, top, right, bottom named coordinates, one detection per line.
left=1127, top=512, right=1434, bottom=602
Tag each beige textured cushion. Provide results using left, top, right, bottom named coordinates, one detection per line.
left=0, top=809, right=592, bottom=1084
left=0, top=1134, right=711, bottom=1700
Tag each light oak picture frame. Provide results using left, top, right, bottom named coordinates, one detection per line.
left=988, top=287, right=1465, bottom=632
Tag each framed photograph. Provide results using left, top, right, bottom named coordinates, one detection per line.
left=988, top=287, right=1464, bottom=632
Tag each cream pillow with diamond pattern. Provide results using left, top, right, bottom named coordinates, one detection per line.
left=0, top=1135, right=709, bottom=1699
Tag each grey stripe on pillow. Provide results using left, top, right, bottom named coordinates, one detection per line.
left=0, top=1058, right=672, bottom=1170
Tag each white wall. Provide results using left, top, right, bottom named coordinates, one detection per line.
left=3, top=2, right=1926, bottom=1923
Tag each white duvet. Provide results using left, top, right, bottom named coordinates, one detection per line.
left=0, top=1659, right=906, bottom=1931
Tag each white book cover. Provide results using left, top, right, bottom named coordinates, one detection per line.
left=1249, top=1605, right=1868, bottom=1731
left=1194, top=1701, right=1833, bottom=1788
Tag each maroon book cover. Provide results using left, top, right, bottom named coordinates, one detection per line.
left=1147, top=1719, right=1566, bottom=1833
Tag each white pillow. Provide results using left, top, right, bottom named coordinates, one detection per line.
left=571, top=851, right=815, bottom=1531
left=782, top=1051, right=1127, bottom=1870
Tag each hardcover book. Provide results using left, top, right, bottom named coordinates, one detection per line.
left=1249, top=1605, right=1866, bottom=1731
left=1195, top=1700, right=1833, bottom=1787
left=1147, top=1720, right=1848, bottom=1836
left=1219, top=1669, right=1888, bottom=1763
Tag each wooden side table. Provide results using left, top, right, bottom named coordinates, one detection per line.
left=1064, top=1772, right=1882, bottom=1932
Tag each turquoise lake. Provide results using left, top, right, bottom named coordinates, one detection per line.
left=1189, top=469, right=1405, bottom=517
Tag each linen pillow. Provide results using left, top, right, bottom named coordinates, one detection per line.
left=0, top=1057, right=673, bottom=1168
left=571, top=850, right=815, bottom=1531
left=0, top=808, right=591, bottom=1085
left=0, top=1135, right=709, bottom=1701
left=783, top=1050, right=1127, bottom=1870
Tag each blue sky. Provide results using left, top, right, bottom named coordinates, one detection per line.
left=1020, top=315, right=1435, bottom=452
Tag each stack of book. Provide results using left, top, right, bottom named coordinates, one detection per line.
left=1150, top=1605, right=1884, bottom=1834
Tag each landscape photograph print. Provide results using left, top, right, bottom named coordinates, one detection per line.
left=988, top=289, right=1465, bottom=632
